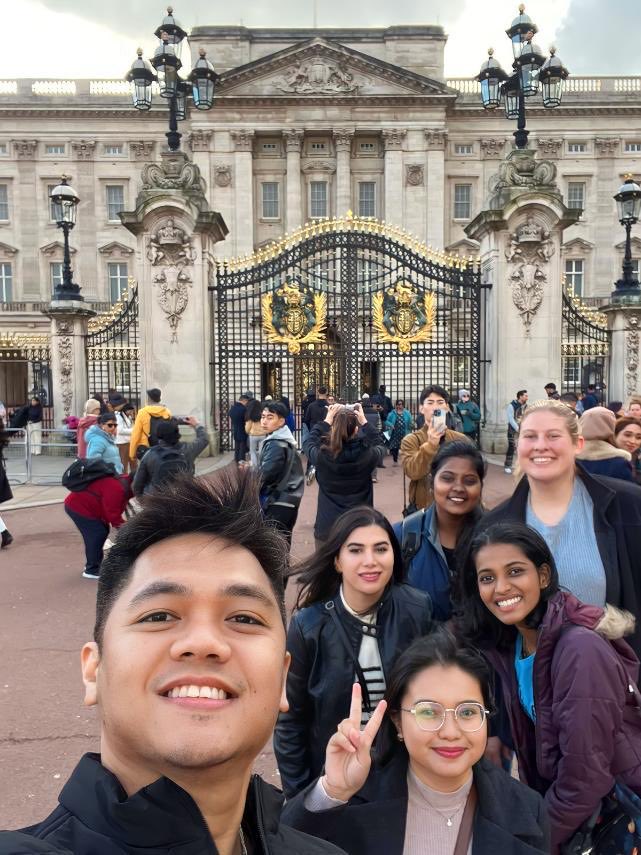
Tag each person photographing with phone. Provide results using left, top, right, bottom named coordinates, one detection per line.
left=401, top=386, right=469, bottom=513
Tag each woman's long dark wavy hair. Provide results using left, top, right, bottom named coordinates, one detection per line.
left=454, top=522, right=560, bottom=652
left=291, top=505, right=405, bottom=609
left=377, top=626, right=494, bottom=764
left=321, top=408, right=360, bottom=459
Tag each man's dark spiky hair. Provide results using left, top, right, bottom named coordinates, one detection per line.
left=94, top=468, right=288, bottom=646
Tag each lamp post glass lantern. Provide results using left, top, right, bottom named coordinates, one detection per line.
left=476, top=4, right=569, bottom=149
left=613, top=175, right=641, bottom=295
left=49, top=177, right=83, bottom=301
left=125, top=6, right=218, bottom=151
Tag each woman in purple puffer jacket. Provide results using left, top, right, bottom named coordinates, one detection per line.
left=457, top=521, right=641, bottom=854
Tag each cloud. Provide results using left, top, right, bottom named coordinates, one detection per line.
left=554, top=0, right=641, bottom=74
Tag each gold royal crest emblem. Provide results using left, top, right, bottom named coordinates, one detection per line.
left=373, top=281, right=437, bottom=353
left=262, top=279, right=327, bottom=354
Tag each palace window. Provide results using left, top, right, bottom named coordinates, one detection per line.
left=310, top=140, right=328, bottom=153
left=632, top=260, right=640, bottom=279
left=47, top=184, right=57, bottom=221
left=358, top=182, right=376, bottom=218
left=0, top=262, right=12, bottom=301
left=261, top=182, right=280, bottom=219
left=563, top=358, right=581, bottom=385
left=104, top=144, right=124, bottom=156
left=625, top=142, right=641, bottom=153
left=108, top=262, right=128, bottom=302
left=567, top=181, right=585, bottom=210
left=453, top=184, right=472, bottom=220
left=310, top=181, right=328, bottom=218
left=50, top=262, right=63, bottom=290
left=0, top=143, right=7, bottom=155
left=106, top=185, right=125, bottom=221
left=565, top=258, right=584, bottom=297
left=45, top=144, right=65, bottom=155
left=568, top=142, right=587, bottom=153
left=0, top=184, right=8, bottom=220
left=454, top=143, right=473, bottom=155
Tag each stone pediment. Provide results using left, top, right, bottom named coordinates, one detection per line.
left=562, top=237, right=595, bottom=253
left=98, top=241, right=134, bottom=257
left=615, top=236, right=641, bottom=253
left=445, top=238, right=480, bottom=256
left=0, top=241, right=18, bottom=257
left=218, top=38, right=456, bottom=101
left=40, top=241, right=76, bottom=256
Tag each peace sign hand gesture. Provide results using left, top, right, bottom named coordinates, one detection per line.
left=321, top=683, right=387, bottom=803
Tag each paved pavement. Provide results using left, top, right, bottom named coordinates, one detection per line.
left=0, top=451, right=513, bottom=830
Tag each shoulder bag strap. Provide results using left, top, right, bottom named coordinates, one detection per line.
left=324, top=602, right=373, bottom=712
left=453, top=784, right=478, bottom=855
left=401, top=508, right=425, bottom=568
left=273, top=442, right=297, bottom=494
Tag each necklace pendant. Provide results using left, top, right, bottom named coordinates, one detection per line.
left=447, top=818, right=453, bottom=827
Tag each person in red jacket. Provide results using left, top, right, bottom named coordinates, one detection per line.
left=64, top=474, right=131, bottom=579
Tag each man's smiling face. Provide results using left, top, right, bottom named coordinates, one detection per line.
left=81, top=533, right=289, bottom=780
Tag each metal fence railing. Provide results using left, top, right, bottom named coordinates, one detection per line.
left=4, top=428, right=77, bottom=486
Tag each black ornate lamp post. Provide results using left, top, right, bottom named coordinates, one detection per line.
left=476, top=4, right=568, bottom=149
left=613, top=175, right=641, bottom=297
left=49, top=176, right=82, bottom=301
left=126, top=6, right=217, bottom=152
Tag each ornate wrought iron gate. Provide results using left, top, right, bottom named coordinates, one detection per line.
left=86, top=283, right=141, bottom=406
left=0, top=333, right=53, bottom=426
left=212, top=216, right=484, bottom=451
left=561, top=285, right=610, bottom=396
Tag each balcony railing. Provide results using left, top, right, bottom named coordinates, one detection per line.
left=0, top=300, right=111, bottom=312
left=446, top=75, right=641, bottom=99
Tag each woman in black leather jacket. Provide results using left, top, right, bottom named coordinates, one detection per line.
left=274, top=506, right=432, bottom=798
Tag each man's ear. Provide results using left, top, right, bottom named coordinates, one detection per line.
left=279, top=652, right=291, bottom=714
left=81, top=642, right=100, bottom=707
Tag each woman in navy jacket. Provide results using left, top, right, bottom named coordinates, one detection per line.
left=274, top=506, right=432, bottom=798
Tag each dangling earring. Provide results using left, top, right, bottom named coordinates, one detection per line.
left=397, top=732, right=404, bottom=742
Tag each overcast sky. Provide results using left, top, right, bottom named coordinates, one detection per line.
left=2, top=0, right=639, bottom=79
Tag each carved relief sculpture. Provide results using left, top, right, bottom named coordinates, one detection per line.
left=130, top=141, right=154, bottom=161
left=480, top=138, right=506, bottom=159
left=382, top=129, right=407, bottom=151
left=425, top=130, right=448, bottom=150
left=214, top=165, right=233, bottom=187
left=147, top=218, right=197, bottom=343
left=71, top=140, right=96, bottom=160
left=188, top=130, right=212, bottom=152
left=141, top=155, right=206, bottom=195
left=275, top=59, right=358, bottom=94
left=405, top=164, right=424, bottom=186
left=13, top=140, right=38, bottom=159
left=536, top=138, right=563, bottom=158
left=626, top=315, right=640, bottom=397
left=505, top=217, right=555, bottom=335
left=595, top=137, right=619, bottom=157
left=55, top=320, right=74, bottom=417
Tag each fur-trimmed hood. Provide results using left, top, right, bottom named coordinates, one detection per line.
left=578, top=438, right=631, bottom=462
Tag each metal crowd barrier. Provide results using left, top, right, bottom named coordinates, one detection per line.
left=3, top=427, right=77, bottom=485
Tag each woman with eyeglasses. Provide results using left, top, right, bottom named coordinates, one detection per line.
left=282, top=627, right=549, bottom=855
left=84, top=412, right=124, bottom=474
left=457, top=522, right=641, bottom=854
left=274, top=506, right=432, bottom=799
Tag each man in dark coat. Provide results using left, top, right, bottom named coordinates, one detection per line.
left=0, top=471, right=344, bottom=855
left=228, top=392, right=251, bottom=465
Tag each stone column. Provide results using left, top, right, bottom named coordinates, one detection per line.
left=333, top=129, right=354, bottom=217
left=284, top=129, right=304, bottom=232
left=382, top=129, right=406, bottom=227
left=231, top=130, right=254, bottom=256
left=425, top=130, right=447, bottom=249
left=119, top=150, right=228, bottom=442
left=465, top=149, right=581, bottom=453
left=14, top=141, right=39, bottom=299
left=45, top=304, right=96, bottom=425
left=594, top=137, right=621, bottom=291
left=71, top=140, right=97, bottom=300
left=603, top=300, right=641, bottom=402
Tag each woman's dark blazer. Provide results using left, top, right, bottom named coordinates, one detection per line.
left=282, top=753, right=550, bottom=855
left=480, top=463, right=641, bottom=657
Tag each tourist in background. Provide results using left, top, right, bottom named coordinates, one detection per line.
left=401, top=385, right=468, bottom=513
left=85, top=413, right=124, bottom=474
left=544, top=382, right=561, bottom=400
left=114, top=401, right=135, bottom=474
left=275, top=506, right=432, bottom=798
left=560, top=391, right=579, bottom=412
left=282, top=628, right=549, bottom=855
left=132, top=416, right=208, bottom=496
left=454, top=389, right=481, bottom=445
left=259, top=401, right=304, bottom=546
left=77, top=399, right=101, bottom=458
left=0, top=415, right=13, bottom=548
left=504, top=389, right=528, bottom=474
left=27, top=395, right=43, bottom=456
left=371, top=384, right=393, bottom=421
left=228, top=392, right=251, bottom=467
left=481, top=399, right=641, bottom=658
left=304, top=403, right=385, bottom=544
left=577, top=406, right=633, bottom=482
left=627, top=396, right=641, bottom=419
left=384, top=399, right=414, bottom=464
left=615, top=417, right=641, bottom=485
left=607, top=400, right=625, bottom=416
left=129, top=388, right=172, bottom=461
left=394, top=441, right=485, bottom=622
left=459, top=522, right=641, bottom=854
left=582, top=384, right=599, bottom=411
left=244, top=397, right=268, bottom=467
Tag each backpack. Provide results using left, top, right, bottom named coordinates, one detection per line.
left=62, top=458, right=116, bottom=491
left=149, top=446, right=190, bottom=489
left=401, top=508, right=426, bottom=569
left=148, top=414, right=169, bottom=447
left=9, top=405, right=29, bottom=429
